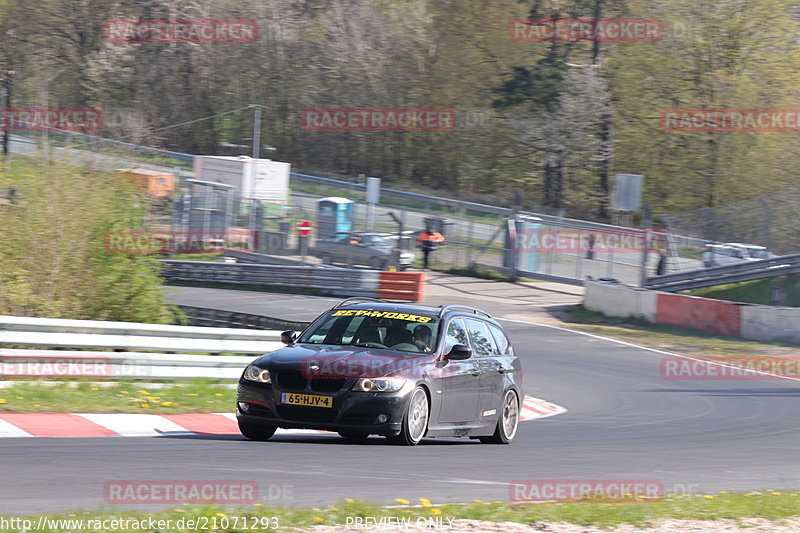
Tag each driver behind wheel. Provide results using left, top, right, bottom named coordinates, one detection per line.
left=412, top=325, right=432, bottom=353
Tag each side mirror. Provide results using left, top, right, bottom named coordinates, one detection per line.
left=280, top=330, right=298, bottom=345
left=446, top=344, right=472, bottom=360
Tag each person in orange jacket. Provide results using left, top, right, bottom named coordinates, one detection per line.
left=416, top=226, right=445, bottom=270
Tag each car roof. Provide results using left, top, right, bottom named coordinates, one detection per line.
left=335, top=301, right=499, bottom=324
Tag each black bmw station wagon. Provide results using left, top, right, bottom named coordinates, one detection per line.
left=236, top=298, right=522, bottom=445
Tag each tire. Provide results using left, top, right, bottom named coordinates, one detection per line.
left=387, top=386, right=429, bottom=446
left=480, top=389, right=519, bottom=444
left=238, top=420, right=277, bottom=441
left=370, top=257, right=385, bottom=270
left=320, top=254, right=332, bottom=265
left=338, top=432, right=369, bottom=443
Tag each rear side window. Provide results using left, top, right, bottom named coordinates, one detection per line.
left=488, top=324, right=512, bottom=355
left=443, top=318, right=469, bottom=354
left=465, top=318, right=498, bottom=356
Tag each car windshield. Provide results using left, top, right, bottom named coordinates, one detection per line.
left=362, top=235, right=390, bottom=247
left=744, top=248, right=769, bottom=259
left=298, top=309, right=440, bottom=353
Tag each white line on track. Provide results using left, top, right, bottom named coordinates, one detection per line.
left=499, top=318, right=800, bottom=383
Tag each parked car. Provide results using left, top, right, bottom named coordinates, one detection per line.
left=312, top=232, right=415, bottom=270
left=236, top=298, right=523, bottom=445
left=702, top=243, right=774, bottom=267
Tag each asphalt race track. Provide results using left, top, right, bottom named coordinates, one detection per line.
left=4, top=307, right=800, bottom=513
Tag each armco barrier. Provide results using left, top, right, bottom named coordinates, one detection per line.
left=161, top=260, right=425, bottom=302
left=585, top=281, right=800, bottom=344
left=656, top=293, right=743, bottom=338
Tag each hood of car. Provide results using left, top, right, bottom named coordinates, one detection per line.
left=253, top=344, right=434, bottom=379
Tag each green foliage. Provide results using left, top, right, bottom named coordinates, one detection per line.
left=0, top=160, right=176, bottom=322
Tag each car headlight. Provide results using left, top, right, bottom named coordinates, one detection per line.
left=352, top=377, right=405, bottom=392
left=243, top=364, right=271, bottom=383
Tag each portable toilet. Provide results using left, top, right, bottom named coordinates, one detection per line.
left=317, top=197, right=354, bottom=240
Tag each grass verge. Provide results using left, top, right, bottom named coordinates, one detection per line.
left=3, top=493, right=800, bottom=531
left=561, top=306, right=796, bottom=358
left=0, top=380, right=235, bottom=413
left=690, top=274, right=800, bottom=307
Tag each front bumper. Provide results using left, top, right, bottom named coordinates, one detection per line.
left=236, top=379, right=411, bottom=436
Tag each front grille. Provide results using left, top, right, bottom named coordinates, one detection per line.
left=276, top=405, right=337, bottom=423
left=310, top=377, right=346, bottom=393
left=277, top=372, right=308, bottom=391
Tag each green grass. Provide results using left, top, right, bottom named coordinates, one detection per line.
left=4, top=493, right=800, bottom=531
left=690, top=275, right=800, bottom=307
left=564, top=306, right=796, bottom=356
left=0, top=380, right=236, bottom=413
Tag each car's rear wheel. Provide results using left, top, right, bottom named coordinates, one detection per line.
left=371, top=257, right=385, bottom=270
left=238, top=420, right=277, bottom=441
left=480, top=389, right=519, bottom=444
left=387, top=386, right=428, bottom=446
left=338, top=431, right=369, bottom=442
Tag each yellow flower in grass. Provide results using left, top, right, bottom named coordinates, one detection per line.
left=15, top=397, right=23, bottom=400
left=313, top=516, right=324, bottom=523
left=138, top=390, right=149, bottom=395
left=140, top=403, right=150, bottom=408
left=719, top=491, right=728, bottom=494
left=345, top=498, right=355, bottom=504
left=160, top=402, right=173, bottom=407
left=703, top=495, right=714, bottom=499
left=215, top=513, right=227, bottom=517
left=0, top=399, right=6, bottom=404
left=473, top=500, right=483, bottom=504
left=90, top=387, right=100, bottom=391
left=772, top=492, right=782, bottom=496
left=187, top=393, right=199, bottom=396
left=120, top=390, right=129, bottom=394
left=395, top=498, right=410, bottom=504
left=329, top=507, right=338, bottom=511
left=254, top=503, right=263, bottom=507
left=430, top=508, right=442, bottom=515
left=419, top=498, right=431, bottom=507
left=32, top=404, right=41, bottom=407
left=175, top=384, right=184, bottom=387
left=173, top=508, right=184, bottom=513
left=214, top=393, right=224, bottom=397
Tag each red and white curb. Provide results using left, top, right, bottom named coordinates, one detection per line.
left=0, top=396, right=565, bottom=438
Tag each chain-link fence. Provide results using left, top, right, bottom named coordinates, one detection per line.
left=661, top=187, right=800, bottom=256
left=9, top=131, right=710, bottom=285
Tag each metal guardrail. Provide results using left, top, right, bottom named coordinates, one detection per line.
left=177, top=305, right=311, bottom=332
left=0, top=314, right=286, bottom=380
left=0, top=314, right=282, bottom=354
left=161, top=260, right=380, bottom=297
left=644, top=253, right=800, bottom=292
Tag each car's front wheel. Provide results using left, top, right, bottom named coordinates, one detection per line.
left=480, top=389, right=519, bottom=444
left=387, top=386, right=428, bottom=446
left=238, top=420, right=277, bottom=441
